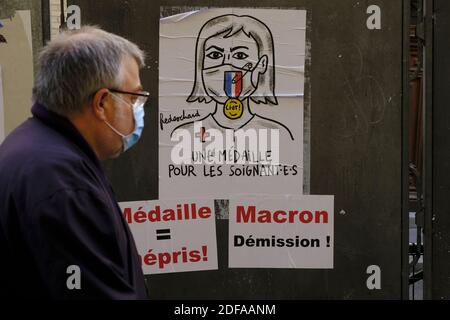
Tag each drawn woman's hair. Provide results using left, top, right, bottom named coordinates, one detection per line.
left=187, top=14, right=278, bottom=105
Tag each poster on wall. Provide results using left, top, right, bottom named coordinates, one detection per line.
left=159, top=8, right=306, bottom=199
left=229, top=196, right=334, bottom=269
left=119, top=199, right=218, bottom=275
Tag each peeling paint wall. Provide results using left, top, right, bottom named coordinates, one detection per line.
left=0, top=10, right=34, bottom=136
left=0, top=0, right=42, bottom=70
left=0, top=0, right=43, bottom=137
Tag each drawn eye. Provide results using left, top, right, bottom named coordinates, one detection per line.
left=232, top=52, right=249, bottom=60
left=206, top=51, right=223, bottom=60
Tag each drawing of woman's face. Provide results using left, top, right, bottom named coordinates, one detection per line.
left=201, top=30, right=268, bottom=104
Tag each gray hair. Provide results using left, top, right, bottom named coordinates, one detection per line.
left=32, top=26, right=145, bottom=116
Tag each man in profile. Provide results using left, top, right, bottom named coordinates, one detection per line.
left=0, top=26, right=150, bottom=299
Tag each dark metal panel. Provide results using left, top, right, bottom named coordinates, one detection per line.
left=41, top=0, right=50, bottom=45
left=402, top=0, right=411, bottom=299
left=431, top=0, right=450, bottom=300
left=307, top=0, right=404, bottom=300
left=423, top=0, right=433, bottom=301
left=70, top=0, right=406, bottom=299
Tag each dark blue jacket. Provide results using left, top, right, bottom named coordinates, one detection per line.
left=0, top=103, right=148, bottom=299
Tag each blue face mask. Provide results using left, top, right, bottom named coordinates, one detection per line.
left=104, top=93, right=145, bottom=153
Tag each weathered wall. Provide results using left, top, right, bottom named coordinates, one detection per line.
left=69, top=0, right=408, bottom=299
left=0, top=0, right=43, bottom=68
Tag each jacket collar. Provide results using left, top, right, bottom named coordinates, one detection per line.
left=31, top=103, right=102, bottom=170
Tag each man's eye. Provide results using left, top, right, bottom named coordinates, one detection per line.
left=232, top=52, right=249, bottom=60
left=206, top=51, right=223, bottom=60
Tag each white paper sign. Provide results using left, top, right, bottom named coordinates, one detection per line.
left=229, top=196, right=334, bottom=269
left=159, top=8, right=306, bottom=198
left=119, top=199, right=218, bottom=274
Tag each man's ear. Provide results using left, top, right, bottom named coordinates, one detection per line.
left=91, top=88, right=110, bottom=121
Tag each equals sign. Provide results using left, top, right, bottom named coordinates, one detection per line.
left=156, top=229, right=171, bottom=240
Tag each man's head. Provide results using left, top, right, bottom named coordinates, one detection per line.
left=187, top=15, right=277, bottom=106
left=33, top=26, right=147, bottom=160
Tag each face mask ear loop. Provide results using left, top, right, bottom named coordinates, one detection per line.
left=104, top=120, right=126, bottom=138
left=106, top=92, right=138, bottom=135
